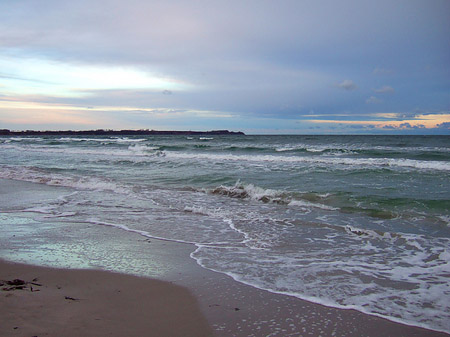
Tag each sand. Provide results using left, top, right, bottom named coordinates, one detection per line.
left=2, top=259, right=449, bottom=337
left=0, top=260, right=212, bottom=337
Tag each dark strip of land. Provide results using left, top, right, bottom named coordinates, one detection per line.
left=0, top=129, right=245, bottom=136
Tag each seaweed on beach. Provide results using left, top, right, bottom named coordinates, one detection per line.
left=1, top=278, right=42, bottom=291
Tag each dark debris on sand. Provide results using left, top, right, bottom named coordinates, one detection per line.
left=1, top=278, right=42, bottom=292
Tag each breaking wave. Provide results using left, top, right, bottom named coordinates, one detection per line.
left=165, top=152, right=450, bottom=171
left=0, top=165, right=131, bottom=194
left=208, top=181, right=338, bottom=210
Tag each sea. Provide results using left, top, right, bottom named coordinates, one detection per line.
left=0, top=134, right=449, bottom=333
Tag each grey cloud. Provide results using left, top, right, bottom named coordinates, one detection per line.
left=382, top=125, right=397, bottom=130
left=2, top=0, right=446, bottom=67
left=395, top=110, right=449, bottom=120
left=0, top=0, right=449, bottom=126
left=437, top=122, right=450, bottom=130
left=399, top=123, right=426, bottom=129
left=337, top=80, right=357, bottom=91
left=366, top=96, right=382, bottom=104
left=374, top=86, right=395, bottom=94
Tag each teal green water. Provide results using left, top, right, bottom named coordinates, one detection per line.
left=0, top=135, right=449, bottom=332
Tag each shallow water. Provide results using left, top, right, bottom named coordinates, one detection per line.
left=0, top=134, right=449, bottom=332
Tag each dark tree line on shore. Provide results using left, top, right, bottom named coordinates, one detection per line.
left=0, top=129, right=245, bottom=136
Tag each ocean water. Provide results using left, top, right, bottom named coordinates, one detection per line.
left=0, top=134, right=449, bottom=332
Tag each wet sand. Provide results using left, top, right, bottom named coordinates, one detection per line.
left=0, top=260, right=212, bottom=337
left=1, top=258, right=448, bottom=337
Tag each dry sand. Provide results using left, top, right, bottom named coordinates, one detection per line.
left=0, top=260, right=212, bottom=337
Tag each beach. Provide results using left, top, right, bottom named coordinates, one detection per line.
left=1, top=134, right=449, bottom=335
left=1, top=182, right=449, bottom=337
left=0, top=260, right=211, bottom=337
left=1, top=256, right=449, bottom=337
left=2, top=0, right=449, bottom=333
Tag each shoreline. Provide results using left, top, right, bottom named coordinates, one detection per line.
left=194, top=258, right=450, bottom=335
left=1, top=178, right=449, bottom=336
left=2, top=257, right=449, bottom=337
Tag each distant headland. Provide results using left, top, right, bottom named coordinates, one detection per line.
left=0, top=129, right=245, bottom=136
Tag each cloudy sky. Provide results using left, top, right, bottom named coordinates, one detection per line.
left=0, top=0, right=449, bottom=134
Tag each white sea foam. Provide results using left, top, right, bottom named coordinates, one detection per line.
left=288, top=199, right=338, bottom=210
left=115, top=138, right=147, bottom=143
left=2, top=139, right=449, bottom=171
left=192, top=231, right=450, bottom=333
left=128, top=144, right=161, bottom=155
left=86, top=218, right=199, bottom=245
left=209, top=181, right=338, bottom=212
left=0, top=142, right=165, bottom=160
left=183, top=205, right=222, bottom=216
left=275, top=144, right=330, bottom=152
left=56, top=137, right=147, bottom=143
left=275, top=145, right=304, bottom=152
left=440, top=250, right=450, bottom=260
left=438, top=215, right=450, bottom=226
left=0, top=165, right=131, bottom=194
left=345, top=225, right=384, bottom=239
left=183, top=205, right=209, bottom=215
left=57, top=137, right=115, bottom=142
left=210, top=182, right=286, bottom=204
left=164, top=152, right=450, bottom=171
left=8, top=137, right=44, bottom=142
left=306, top=147, right=326, bottom=152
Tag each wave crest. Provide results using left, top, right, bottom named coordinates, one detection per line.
left=209, top=181, right=337, bottom=211
left=0, top=165, right=130, bottom=194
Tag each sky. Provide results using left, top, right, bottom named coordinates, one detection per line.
left=0, top=0, right=449, bottom=134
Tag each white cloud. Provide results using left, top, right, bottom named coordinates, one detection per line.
left=337, top=80, right=357, bottom=91
left=0, top=56, right=189, bottom=97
